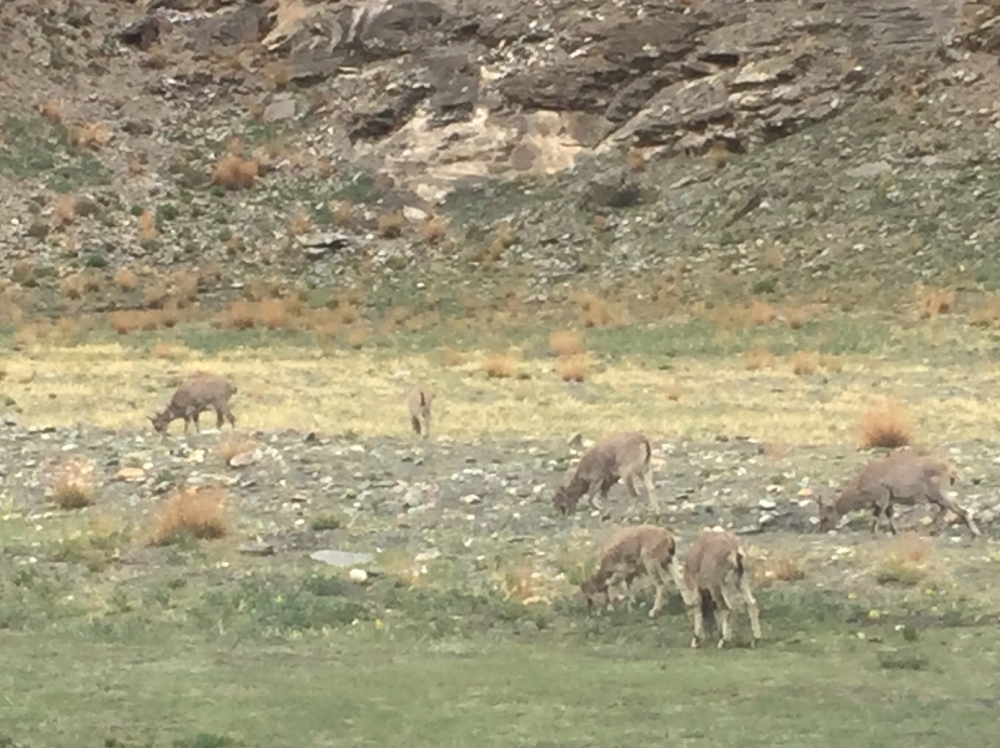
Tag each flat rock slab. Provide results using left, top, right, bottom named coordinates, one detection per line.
left=310, top=549, right=374, bottom=567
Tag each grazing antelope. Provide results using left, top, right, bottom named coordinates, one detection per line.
left=553, top=431, right=658, bottom=517
left=817, top=449, right=979, bottom=538
left=681, top=529, right=762, bottom=649
left=407, top=386, right=432, bottom=439
left=580, top=524, right=684, bottom=618
left=149, top=374, right=238, bottom=435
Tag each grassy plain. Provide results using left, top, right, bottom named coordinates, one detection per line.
left=3, top=310, right=1000, bottom=748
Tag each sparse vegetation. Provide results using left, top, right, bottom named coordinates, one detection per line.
left=483, top=352, right=516, bottom=378
left=48, top=457, right=96, bottom=509
left=148, top=486, right=228, bottom=546
left=858, top=397, right=912, bottom=449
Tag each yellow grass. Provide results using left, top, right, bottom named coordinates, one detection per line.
left=49, top=457, right=96, bottom=510
left=6, top=342, right=1000, bottom=444
left=791, top=351, right=819, bottom=376
left=148, top=486, right=228, bottom=546
left=554, top=354, right=591, bottom=382
left=857, top=397, right=913, bottom=449
left=549, top=329, right=583, bottom=357
left=873, top=532, right=935, bottom=586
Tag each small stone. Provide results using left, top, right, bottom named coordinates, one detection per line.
left=460, top=493, right=482, bottom=505
left=114, top=466, right=146, bottom=482
left=758, top=498, right=777, bottom=510
left=349, top=568, right=369, bottom=583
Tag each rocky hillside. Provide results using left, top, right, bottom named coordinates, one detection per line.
left=3, top=0, right=1000, bottom=317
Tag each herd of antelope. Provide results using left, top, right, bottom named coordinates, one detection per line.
left=148, top=373, right=983, bottom=649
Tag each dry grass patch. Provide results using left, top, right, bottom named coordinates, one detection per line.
left=743, top=342, right=776, bottom=371
left=858, top=397, right=913, bottom=449
left=49, top=457, right=96, bottom=510
left=748, top=298, right=776, bottom=325
left=572, top=290, right=624, bottom=328
left=220, top=435, right=258, bottom=467
left=70, top=122, right=111, bottom=151
left=54, top=194, right=75, bottom=224
left=114, top=267, right=138, bottom=291
left=484, top=352, right=517, bottom=379
left=549, top=329, right=583, bottom=357
left=493, top=558, right=547, bottom=604
left=149, top=486, right=228, bottom=546
left=288, top=206, right=312, bottom=236
left=762, top=244, right=784, bottom=270
left=874, top=532, right=934, bottom=586
left=216, top=300, right=256, bottom=330
left=761, top=554, right=808, bottom=585
left=791, top=351, right=819, bottom=376
left=211, top=153, right=258, bottom=191
left=150, top=341, right=189, bottom=360
left=418, top=215, right=447, bottom=244
left=347, top=326, right=369, bottom=349
left=39, top=97, right=65, bottom=125
left=377, top=211, right=406, bottom=238
left=915, top=284, right=954, bottom=320
left=554, top=353, right=591, bottom=383
left=664, top=381, right=685, bottom=401
left=967, top=294, right=1000, bottom=328
left=138, top=210, right=157, bottom=240
left=440, top=348, right=463, bottom=367
left=626, top=146, right=646, bottom=172
left=328, top=199, right=354, bottom=227
left=705, top=141, right=728, bottom=169
left=819, top=354, right=844, bottom=373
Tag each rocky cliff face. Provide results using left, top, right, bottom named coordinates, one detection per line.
left=2, top=0, right=1000, bottom=309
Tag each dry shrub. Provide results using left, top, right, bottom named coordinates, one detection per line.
left=762, top=244, right=783, bottom=270
left=211, top=153, right=258, bottom=191
left=220, top=435, right=257, bottom=467
left=743, top=342, right=775, bottom=371
left=288, top=206, right=311, bottom=236
left=857, top=397, right=912, bottom=449
left=328, top=199, right=354, bottom=227
left=915, top=284, right=954, bottom=320
left=309, top=308, right=344, bottom=342
left=149, top=486, right=228, bottom=546
left=114, top=267, right=138, bottom=291
left=39, top=98, right=65, bottom=125
left=874, top=532, right=933, bottom=586
left=549, top=329, right=583, bottom=357
left=484, top=353, right=516, bottom=379
left=217, top=300, right=256, bottom=330
left=264, top=60, right=290, bottom=89
left=61, top=273, right=85, bottom=300
left=664, top=381, right=685, bottom=401
left=138, top=210, right=157, bottom=240
left=150, top=341, right=188, bottom=360
left=257, top=298, right=292, bottom=330
left=762, top=554, right=807, bottom=584
left=52, top=316, right=81, bottom=345
left=572, top=290, right=622, bottom=328
left=377, top=211, right=406, bottom=238
left=440, top=348, right=463, bottom=367
left=819, top=354, right=844, bottom=373
left=782, top=304, right=814, bottom=330
left=967, top=294, right=1000, bottom=328
left=334, top=300, right=360, bottom=325
left=493, top=558, right=546, bottom=603
left=705, top=142, right=728, bottom=169
left=347, top=326, right=369, bottom=349
left=108, top=310, right=143, bottom=335
left=791, top=351, right=819, bottom=376
left=314, top=157, right=335, bottom=179
left=418, top=215, right=447, bottom=245
left=70, top=122, right=111, bottom=150
left=748, top=298, right=776, bottom=325
left=554, top=354, right=590, bottom=382
left=54, top=194, right=75, bottom=224
left=626, top=147, right=646, bottom=172
left=49, top=457, right=96, bottom=510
